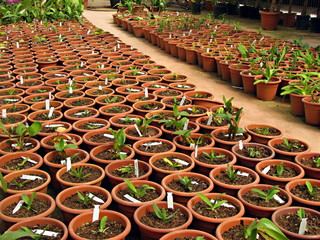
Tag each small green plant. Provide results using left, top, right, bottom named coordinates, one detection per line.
left=104, top=96, right=118, bottom=103
left=178, top=175, right=193, bottom=191
left=281, top=137, right=299, bottom=152
left=0, top=228, right=37, bottom=239
left=216, top=108, right=244, bottom=141
left=253, top=64, right=279, bottom=84
left=54, top=138, right=78, bottom=160
left=314, top=157, right=320, bottom=168
left=159, top=104, right=189, bottom=130
left=197, top=193, right=227, bottom=211
left=108, top=128, right=127, bottom=160
left=174, top=129, right=204, bottom=146
left=201, top=150, right=226, bottom=163
left=99, top=216, right=108, bottom=233
left=163, top=157, right=182, bottom=168
left=0, top=171, right=7, bottom=193
left=152, top=203, right=180, bottom=223
left=226, top=164, right=238, bottom=181
left=135, top=116, right=155, bottom=134
left=251, top=185, right=279, bottom=202
left=275, top=162, right=284, bottom=177
left=76, top=191, right=94, bottom=205
left=69, top=166, right=91, bottom=180
left=305, top=181, right=317, bottom=196
left=255, top=127, right=270, bottom=135
left=246, top=147, right=262, bottom=158
left=21, top=192, right=37, bottom=211
left=124, top=179, right=155, bottom=198
left=10, top=179, right=32, bottom=188
left=297, top=208, right=306, bottom=219
left=222, top=96, right=234, bottom=114
left=117, top=164, right=133, bottom=175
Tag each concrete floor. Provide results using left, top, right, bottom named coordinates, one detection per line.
left=83, top=9, right=320, bottom=151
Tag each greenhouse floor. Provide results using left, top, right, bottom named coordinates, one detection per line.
left=84, top=9, right=320, bottom=151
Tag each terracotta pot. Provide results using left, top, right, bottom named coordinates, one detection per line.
left=124, top=125, right=162, bottom=145
left=268, top=137, right=310, bottom=161
left=68, top=210, right=131, bottom=240
left=255, top=159, right=305, bottom=188
left=27, top=109, right=63, bottom=123
left=254, top=76, right=281, bottom=101
left=0, top=103, right=30, bottom=117
left=187, top=193, right=245, bottom=234
left=240, top=70, right=261, bottom=94
left=295, top=152, right=320, bottom=179
left=238, top=184, right=292, bottom=218
left=30, top=101, right=63, bottom=112
left=160, top=229, right=217, bottom=240
left=134, top=201, right=193, bottom=240
left=111, top=180, right=166, bottom=220
left=211, top=128, right=251, bottom=151
left=282, top=12, right=296, bottom=27
left=161, top=172, right=214, bottom=205
left=0, top=137, right=40, bottom=155
left=72, top=118, right=110, bottom=136
left=271, top=206, right=320, bottom=240
left=285, top=179, right=320, bottom=209
left=245, top=123, right=283, bottom=144
left=302, top=96, right=320, bottom=125
left=161, top=74, right=187, bottom=84
left=109, top=114, right=143, bottom=130
left=132, top=100, right=166, bottom=116
left=0, top=192, right=56, bottom=230
left=133, top=138, right=176, bottom=162
left=215, top=217, right=256, bottom=240
left=183, top=91, right=213, bottom=100
left=63, top=97, right=95, bottom=109
left=0, top=95, right=23, bottom=106
left=96, top=94, right=126, bottom=107
left=64, top=107, right=99, bottom=123
left=38, top=121, right=72, bottom=137
left=0, top=152, right=43, bottom=175
left=7, top=217, right=68, bottom=240
left=54, top=90, right=85, bottom=101
left=56, top=163, right=105, bottom=189
left=99, top=104, right=134, bottom=120
left=260, top=11, right=280, bottom=30
left=40, top=133, right=83, bottom=153
left=229, top=64, right=250, bottom=87
left=209, top=165, right=260, bottom=196
left=56, top=185, right=112, bottom=224
left=173, top=133, right=215, bottom=155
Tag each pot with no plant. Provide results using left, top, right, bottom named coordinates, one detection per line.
left=295, top=152, right=320, bottom=179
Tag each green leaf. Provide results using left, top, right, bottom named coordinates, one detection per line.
left=0, top=171, right=7, bottom=193
left=0, top=228, right=37, bottom=240
left=27, top=122, right=42, bottom=136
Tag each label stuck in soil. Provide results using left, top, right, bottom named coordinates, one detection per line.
left=32, top=230, right=58, bottom=237
left=45, top=124, right=64, bottom=128
left=179, top=96, right=186, bottom=106
left=262, top=166, right=271, bottom=174
left=173, top=158, right=189, bottom=166
left=273, top=194, right=285, bottom=204
left=22, top=156, right=37, bottom=164
left=236, top=171, right=249, bottom=177
left=12, top=200, right=24, bottom=214
left=124, top=194, right=141, bottom=203
left=11, top=143, right=32, bottom=147
left=92, top=205, right=100, bottom=222
left=20, top=175, right=43, bottom=180
left=167, top=192, right=174, bottom=209
left=103, top=133, right=114, bottom=139
left=298, top=218, right=308, bottom=235
left=134, top=159, right=139, bottom=177
left=142, top=142, right=162, bottom=147
left=1, top=109, right=6, bottom=118
left=88, top=193, right=105, bottom=204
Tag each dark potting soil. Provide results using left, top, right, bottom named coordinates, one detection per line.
left=32, top=89, right=49, bottom=93
left=251, top=127, right=281, bottom=136
left=7, top=174, right=47, bottom=191
left=69, top=110, right=95, bottom=118
left=236, top=146, right=272, bottom=159
left=216, top=132, right=247, bottom=142
left=114, top=119, right=136, bottom=125
left=2, top=157, right=36, bottom=171
left=117, top=188, right=160, bottom=202
left=242, top=190, right=288, bottom=207
left=215, top=171, right=254, bottom=185
left=69, top=99, right=93, bottom=106
left=2, top=198, right=51, bottom=218
left=116, top=80, right=136, bottom=85
left=137, top=141, right=172, bottom=153
left=300, top=155, right=320, bottom=169
left=291, top=184, right=320, bottom=202
left=33, top=112, right=60, bottom=121
left=78, top=122, right=106, bottom=130
left=6, top=107, right=26, bottom=113
left=178, top=138, right=211, bottom=148
left=200, top=118, right=228, bottom=127
left=153, top=156, right=190, bottom=171
left=193, top=201, right=239, bottom=218
left=137, top=103, right=162, bottom=111
left=0, top=84, right=12, bottom=89
left=111, top=165, right=146, bottom=178
left=102, top=96, right=124, bottom=104
left=276, top=212, right=320, bottom=235
left=20, top=81, right=40, bottom=86
left=60, top=166, right=101, bottom=183
left=29, top=97, right=46, bottom=102
left=75, top=219, right=124, bottom=239
left=1, top=115, right=24, bottom=124
left=274, top=141, right=307, bottom=152
left=62, top=191, right=107, bottom=209
left=197, top=152, right=232, bottom=165
left=163, top=98, right=192, bottom=106
left=95, top=149, right=130, bottom=160
left=105, top=106, right=130, bottom=113
left=134, top=96, right=154, bottom=101
left=158, top=90, right=181, bottom=96
left=16, top=224, right=64, bottom=240
left=60, top=92, right=83, bottom=98
left=89, top=133, right=114, bottom=143
left=184, top=108, right=206, bottom=115
left=50, top=154, right=84, bottom=164
left=127, top=127, right=158, bottom=138
left=0, top=98, right=21, bottom=104
left=153, top=112, right=174, bottom=120
left=265, top=165, right=298, bottom=178
left=0, top=90, right=21, bottom=96
left=167, top=177, right=208, bottom=192
left=89, top=90, right=110, bottom=95
left=140, top=209, right=188, bottom=229
left=222, top=225, right=267, bottom=240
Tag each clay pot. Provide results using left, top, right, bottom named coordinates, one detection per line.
left=245, top=124, right=283, bottom=144
left=238, top=184, right=292, bottom=218
left=161, top=172, right=214, bottom=204
left=30, top=101, right=63, bottom=112
left=160, top=229, right=217, bottom=240
left=40, top=133, right=83, bottom=153
left=254, top=76, right=281, bottom=101
left=72, top=118, right=110, bottom=136
left=187, top=193, right=245, bottom=234
left=124, top=125, right=162, bottom=145
left=99, top=104, right=134, bottom=120
left=0, top=104, right=30, bottom=117
left=215, top=217, right=256, bottom=240
left=64, top=107, right=99, bottom=123
left=260, top=11, right=280, bottom=30
left=173, top=133, right=215, bottom=155
left=96, top=94, right=126, bottom=107
left=295, top=152, right=320, bottom=179
left=109, top=114, right=143, bottom=130
left=211, top=128, right=251, bottom=151
left=68, top=210, right=131, bottom=240
left=27, top=109, right=63, bottom=123
left=0, top=137, right=40, bottom=155
left=56, top=185, right=112, bottom=224
left=209, top=165, right=260, bottom=196
left=302, top=96, right=320, bottom=126
left=255, top=159, right=305, bottom=188
left=134, top=201, right=193, bottom=240
left=38, top=121, right=72, bottom=137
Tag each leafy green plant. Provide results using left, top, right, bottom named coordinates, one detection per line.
left=305, top=181, right=318, bottom=196
left=245, top=147, right=262, bottom=158
left=117, top=164, right=133, bottom=175
left=99, top=216, right=108, bottom=233
left=69, top=166, right=91, bottom=180
left=124, top=179, right=155, bottom=198
left=159, top=104, right=189, bottom=130
left=76, top=191, right=94, bottom=205
left=226, top=164, right=238, bottom=181
left=174, top=129, right=205, bottom=146
left=222, top=96, right=234, bottom=114
left=104, top=96, right=118, bottom=103
left=255, top=127, right=270, bottom=135
left=251, top=185, right=279, bottom=202
left=108, top=128, right=127, bottom=160
left=0, top=171, right=7, bottom=193
left=163, top=157, right=182, bottom=168
left=0, top=228, right=37, bottom=239
left=54, top=138, right=78, bottom=160
left=297, top=208, right=306, bottom=219
left=21, top=192, right=37, bottom=211
left=281, top=137, right=299, bottom=152
left=198, top=193, right=227, bottom=211
left=216, top=108, right=244, bottom=141
left=314, top=157, right=320, bottom=168
left=201, top=150, right=226, bottom=163
left=253, top=64, right=279, bottom=84
left=135, top=116, right=155, bottom=134
left=275, top=162, right=284, bottom=177
left=152, top=203, right=179, bottom=223
left=178, top=175, right=193, bottom=191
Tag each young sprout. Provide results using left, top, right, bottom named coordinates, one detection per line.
left=226, top=164, right=238, bottom=181
left=281, top=137, right=299, bottom=151
left=152, top=203, right=180, bottom=223
left=54, top=138, right=78, bottom=160
left=305, top=181, right=317, bottom=196
left=314, top=157, right=320, bottom=168
left=124, top=179, right=155, bottom=198
left=178, top=175, right=193, bottom=191
left=76, top=191, right=94, bottom=205
left=201, top=150, right=225, bottom=162
left=297, top=208, right=306, bottom=220
left=251, top=185, right=280, bottom=202
left=99, top=216, right=108, bottom=233
left=69, top=166, right=91, bottom=180
left=275, top=162, right=284, bottom=177
left=163, top=158, right=182, bottom=168
left=104, top=96, right=118, bottom=103
left=0, top=171, right=7, bottom=192
left=21, top=192, right=37, bottom=211
left=108, top=128, right=127, bottom=160
left=117, top=164, right=133, bottom=175
left=256, top=127, right=270, bottom=135
left=197, top=193, right=227, bottom=211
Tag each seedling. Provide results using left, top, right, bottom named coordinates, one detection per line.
left=174, top=130, right=204, bottom=146
left=108, top=128, right=127, bottom=160
left=54, top=138, right=78, bottom=160
left=201, top=150, right=226, bottom=162
left=69, top=166, right=91, bottom=180
left=226, top=164, right=238, bottom=181
left=152, top=203, right=180, bottom=223
left=275, top=162, right=284, bottom=177
left=117, top=164, right=133, bottom=175
left=159, top=104, right=189, bottom=130
left=99, top=216, right=108, bottom=233
left=104, top=96, right=118, bottom=103
left=253, top=64, right=279, bottom=84
left=21, top=192, right=37, bottom=211
left=124, top=179, right=155, bottom=198
left=0, top=228, right=37, bottom=239
left=197, top=193, right=227, bottom=211
left=120, top=115, right=136, bottom=124
left=255, top=127, right=270, bottom=135
left=305, top=181, right=318, bottom=196
left=251, top=185, right=279, bottom=202
left=246, top=147, right=262, bottom=158
left=314, top=157, right=320, bottom=168
left=10, top=179, right=31, bottom=188
left=222, top=96, right=234, bottom=114
left=178, top=175, right=193, bottom=191
left=77, top=191, right=94, bottom=205
left=216, top=108, right=244, bottom=141
left=281, top=137, right=299, bottom=152
left=297, top=208, right=306, bottom=220
left=163, top=158, right=182, bottom=168
left=135, top=116, right=155, bottom=134
left=0, top=171, right=7, bottom=192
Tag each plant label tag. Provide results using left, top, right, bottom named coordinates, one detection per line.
left=105, top=78, right=108, bottom=85
left=103, top=133, right=114, bottom=139
left=131, top=46, right=133, bottom=50
left=144, top=88, right=148, bottom=98
left=48, top=92, right=52, bottom=100
left=298, top=218, right=308, bottom=235
left=114, top=46, right=117, bottom=52
left=16, top=42, right=19, bottom=48
left=177, top=85, right=190, bottom=89
left=206, top=48, right=210, bottom=53
left=89, top=123, right=105, bottom=126
left=32, top=230, right=58, bottom=237
left=173, top=158, right=189, bottom=166
left=189, top=30, right=192, bottom=35
left=20, top=175, right=42, bottom=180
left=238, top=140, right=243, bottom=150
left=12, top=200, right=24, bottom=214
left=59, top=34, right=62, bottom=39
left=87, top=29, right=91, bottom=35
left=4, top=98, right=18, bottom=102
left=183, top=119, right=189, bottom=130
left=45, top=99, right=50, bottom=110
left=237, top=171, right=249, bottom=177
left=116, top=66, right=119, bottom=72
left=60, top=160, right=66, bottom=165
left=92, top=205, right=100, bottom=222
left=190, top=143, right=195, bottom=148
left=98, top=85, right=103, bottom=90
left=120, top=152, right=127, bottom=156
left=260, top=37, right=264, bottom=41
left=207, top=113, right=213, bottom=126
left=88, top=193, right=105, bottom=204
left=169, top=34, right=172, bottom=38
left=124, top=194, right=141, bottom=203
left=7, top=72, right=10, bottom=78
left=20, top=76, right=24, bottom=84
left=262, top=166, right=271, bottom=174
left=1, top=109, right=6, bottom=118
left=66, top=157, right=71, bottom=171
left=68, top=78, right=72, bottom=84
left=69, top=87, right=73, bottom=94
left=80, top=62, right=84, bottom=67
left=101, top=64, right=105, bottom=69
left=167, top=192, right=174, bottom=209
left=252, top=40, right=256, bottom=45
left=195, top=145, right=198, bottom=158
left=134, top=124, right=142, bottom=137
left=273, top=194, right=285, bottom=204
left=221, top=202, right=235, bottom=208
left=11, top=142, right=31, bottom=147
left=48, top=107, right=54, bottom=118
left=179, top=96, right=186, bottom=106
left=127, top=88, right=140, bottom=92
left=117, top=44, right=120, bottom=49
left=134, top=159, right=139, bottom=177
left=191, top=181, right=199, bottom=185
left=21, top=157, right=37, bottom=164
left=142, top=142, right=162, bottom=147
left=45, top=124, right=64, bottom=128
left=74, top=111, right=86, bottom=116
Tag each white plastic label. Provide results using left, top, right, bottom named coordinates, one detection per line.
left=298, top=218, right=308, bottom=235
left=179, top=96, right=186, bottom=106
left=45, top=124, right=64, bottom=128
left=45, top=99, right=50, bottom=110
left=237, top=171, right=249, bottom=177
left=11, top=143, right=31, bottom=147
left=16, top=42, right=19, bottom=48
left=32, top=230, right=58, bottom=237
left=1, top=109, right=6, bottom=118
left=167, top=192, right=174, bottom=209
left=20, top=175, right=42, bottom=180
left=152, top=84, right=165, bottom=88
left=7, top=72, right=10, bottom=78
left=87, top=29, right=91, bottom=35
left=21, top=156, right=37, bottom=164
left=207, top=114, right=213, bottom=126
left=66, top=157, right=71, bottom=171
left=3, top=99, right=18, bottom=102
left=142, top=142, right=162, bottom=147
left=134, top=159, right=139, bottom=177
left=92, top=205, right=100, bottom=222
left=273, top=194, right=285, bottom=204
left=173, top=158, right=189, bottom=166
left=48, top=107, right=54, bottom=118
left=239, top=140, right=243, bottom=150
left=60, top=160, right=66, bottom=165
left=183, top=119, right=189, bottom=130
left=12, top=200, right=24, bottom=214
left=177, top=85, right=190, bottom=88
left=103, top=133, right=114, bottom=139
left=105, top=78, right=108, bottom=85
left=48, top=92, right=52, bottom=100
left=262, top=166, right=271, bottom=174
left=20, top=76, right=23, bottom=84
left=124, top=194, right=141, bottom=203
left=98, top=85, right=102, bottom=90
left=120, top=117, right=136, bottom=121
left=190, top=143, right=195, bottom=148
left=127, top=88, right=140, bottom=92
left=134, top=124, right=142, bottom=137
left=89, top=123, right=105, bottom=126
left=191, top=181, right=198, bottom=185
left=194, top=145, right=198, bottom=158
left=144, top=88, right=148, bottom=98
left=88, top=193, right=105, bottom=204
left=69, top=87, right=73, bottom=94
left=221, top=202, right=235, bottom=208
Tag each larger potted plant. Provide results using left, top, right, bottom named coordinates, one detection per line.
left=260, top=0, right=280, bottom=30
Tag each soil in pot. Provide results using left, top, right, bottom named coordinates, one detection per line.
left=262, top=164, right=299, bottom=179
left=235, top=145, right=273, bottom=159
left=290, top=183, right=320, bottom=202
left=167, top=177, right=209, bottom=193
left=59, top=166, right=102, bottom=184
left=110, top=163, right=147, bottom=178
left=274, top=140, right=308, bottom=153
left=137, top=141, right=173, bottom=154
left=153, top=156, right=191, bottom=171
left=126, top=127, right=159, bottom=138
left=196, top=150, right=233, bottom=165
left=214, top=168, right=255, bottom=186
left=1, top=156, right=38, bottom=171
left=116, top=185, right=160, bottom=202
left=62, top=191, right=108, bottom=210
left=242, top=189, right=289, bottom=208
left=299, top=154, right=320, bottom=169
left=7, top=174, right=47, bottom=191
